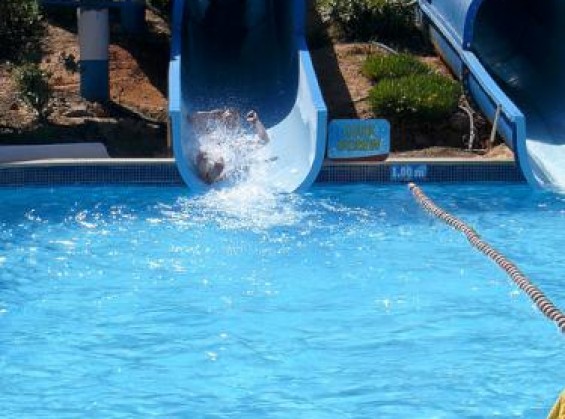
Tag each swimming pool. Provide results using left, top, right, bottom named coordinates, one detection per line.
left=0, top=183, right=563, bottom=417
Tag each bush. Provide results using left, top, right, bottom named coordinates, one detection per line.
left=13, top=63, right=52, bottom=119
left=362, top=53, right=430, bottom=82
left=317, top=0, right=417, bottom=42
left=0, top=0, right=43, bottom=61
left=369, top=74, right=461, bottom=123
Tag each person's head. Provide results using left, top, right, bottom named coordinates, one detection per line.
left=196, top=151, right=225, bottom=184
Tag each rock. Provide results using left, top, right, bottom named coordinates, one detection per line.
left=64, top=104, right=89, bottom=118
left=89, top=103, right=107, bottom=118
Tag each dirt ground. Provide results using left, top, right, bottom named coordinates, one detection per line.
left=309, top=41, right=512, bottom=160
left=0, top=9, right=170, bottom=157
left=0, top=7, right=513, bottom=160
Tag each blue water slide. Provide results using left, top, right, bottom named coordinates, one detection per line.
left=169, top=0, right=327, bottom=192
left=419, top=0, right=565, bottom=190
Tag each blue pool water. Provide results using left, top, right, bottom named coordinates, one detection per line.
left=0, top=183, right=563, bottom=417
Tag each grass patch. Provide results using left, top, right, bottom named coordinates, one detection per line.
left=369, top=74, right=461, bottom=123
left=362, top=53, right=430, bottom=82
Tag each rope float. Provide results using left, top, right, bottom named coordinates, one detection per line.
left=408, top=182, right=565, bottom=333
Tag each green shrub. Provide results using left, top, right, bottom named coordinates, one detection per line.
left=0, top=0, right=43, bottom=61
left=362, top=53, right=430, bottom=82
left=317, top=0, right=417, bottom=42
left=13, top=63, right=52, bottom=119
left=369, top=74, right=461, bottom=122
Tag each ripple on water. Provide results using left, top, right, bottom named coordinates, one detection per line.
left=0, top=183, right=563, bottom=418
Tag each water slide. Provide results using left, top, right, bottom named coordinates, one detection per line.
left=419, top=0, right=565, bottom=190
left=168, top=0, right=327, bottom=192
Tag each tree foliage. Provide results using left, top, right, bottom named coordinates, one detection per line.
left=317, top=0, right=417, bottom=43
left=13, top=63, right=52, bottom=119
left=0, top=0, right=43, bottom=61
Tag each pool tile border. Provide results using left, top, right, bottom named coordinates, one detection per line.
left=0, top=158, right=524, bottom=186
left=320, top=159, right=524, bottom=183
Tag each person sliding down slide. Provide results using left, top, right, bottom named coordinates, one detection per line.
left=188, top=109, right=272, bottom=184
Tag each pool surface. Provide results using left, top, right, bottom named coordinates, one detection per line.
left=0, top=183, right=563, bottom=417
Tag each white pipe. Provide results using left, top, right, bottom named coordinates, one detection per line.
left=490, top=104, right=502, bottom=149
left=458, top=104, right=476, bottom=150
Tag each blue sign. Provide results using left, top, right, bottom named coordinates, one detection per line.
left=328, top=119, right=390, bottom=159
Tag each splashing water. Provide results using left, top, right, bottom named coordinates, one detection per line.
left=187, top=115, right=305, bottom=230
left=194, top=112, right=276, bottom=184
left=179, top=188, right=311, bottom=231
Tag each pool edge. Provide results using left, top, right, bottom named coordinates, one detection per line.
left=0, top=158, right=524, bottom=186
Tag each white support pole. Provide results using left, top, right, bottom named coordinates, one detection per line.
left=78, top=8, right=109, bottom=102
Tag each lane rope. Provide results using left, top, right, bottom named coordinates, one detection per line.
left=408, top=182, right=565, bottom=333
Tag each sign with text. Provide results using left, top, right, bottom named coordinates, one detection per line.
left=328, top=119, right=390, bottom=159
left=390, top=164, right=429, bottom=182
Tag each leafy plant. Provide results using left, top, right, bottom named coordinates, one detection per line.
left=362, top=53, right=430, bottom=82
left=368, top=73, right=461, bottom=123
left=13, top=63, right=52, bottom=120
left=317, top=0, right=417, bottom=43
left=60, top=52, right=79, bottom=74
left=0, top=0, right=43, bottom=61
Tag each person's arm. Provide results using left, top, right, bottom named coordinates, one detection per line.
left=246, top=110, right=269, bottom=145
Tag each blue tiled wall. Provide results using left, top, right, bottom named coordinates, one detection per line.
left=0, top=161, right=525, bottom=187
